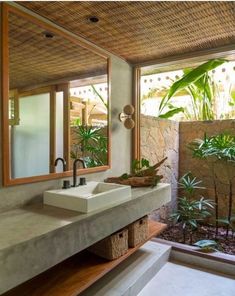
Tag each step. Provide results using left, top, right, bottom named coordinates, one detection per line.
left=170, top=249, right=235, bottom=277
left=137, top=261, right=235, bottom=296
left=80, top=241, right=171, bottom=296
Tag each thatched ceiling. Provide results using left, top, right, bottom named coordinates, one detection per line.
left=19, top=1, right=235, bottom=64
left=9, top=10, right=107, bottom=90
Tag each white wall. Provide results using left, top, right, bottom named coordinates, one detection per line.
left=0, top=4, right=133, bottom=212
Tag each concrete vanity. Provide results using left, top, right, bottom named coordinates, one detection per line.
left=0, top=183, right=171, bottom=294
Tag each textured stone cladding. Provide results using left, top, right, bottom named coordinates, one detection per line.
left=140, top=115, right=179, bottom=220
left=179, top=120, right=235, bottom=219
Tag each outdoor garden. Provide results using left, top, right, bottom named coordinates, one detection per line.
left=140, top=58, right=235, bottom=255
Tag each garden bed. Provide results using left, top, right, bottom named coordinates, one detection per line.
left=159, top=224, right=235, bottom=255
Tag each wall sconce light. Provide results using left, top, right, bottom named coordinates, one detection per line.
left=119, top=104, right=135, bottom=129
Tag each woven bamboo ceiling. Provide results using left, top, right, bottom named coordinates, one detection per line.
left=20, top=1, right=235, bottom=64
left=9, top=10, right=107, bottom=90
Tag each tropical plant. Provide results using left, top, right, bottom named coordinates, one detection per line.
left=217, top=216, right=235, bottom=238
left=189, top=133, right=235, bottom=236
left=91, top=84, right=108, bottom=109
left=158, top=58, right=227, bottom=120
left=71, top=117, right=81, bottom=126
left=194, top=239, right=218, bottom=252
left=131, top=158, right=150, bottom=175
left=71, top=125, right=108, bottom=168
left=190, top=133, right=235, bottom=161
left=170, top=173, right=214, bottom=243
left=178, top=173, right=205, bottom=196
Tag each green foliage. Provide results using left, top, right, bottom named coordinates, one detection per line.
left=194, top=239, right=217, bottom=248
left=165, top=59, right=225, bottom=101
left=132, top=158, right=150, bottom=175
left=71, top=125, right=108, bottom=168
left=170, top=173, right=214, bottom=242
left=217, top=216, right=235, bottom=232
left=158, top=58, right=227, bottom=119
left=178, top=173, right=205, bottom=196
left=228, top=84, right=235, bottom=108
left=158, top=107, right=184, bottom=119
left=91, top=84, right=108, bottom=109
left=120, top=173, right=130, bottom=180
left=71, top=117, right=81, bottom=126
left=170, top=196, right=214, bottom=230
left=129, top=158, right=163, bottom=187
left=194, top=239, right=218, bottom=252
left=189, top=133, right=235, bottom=162
left=189, top=133, right=235, bottom=237
left=170, top=197, right=200, bottom=230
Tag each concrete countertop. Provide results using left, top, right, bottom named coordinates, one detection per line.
left=0, top=183, right=171, bottom=294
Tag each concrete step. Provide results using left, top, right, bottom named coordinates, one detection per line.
left=137, top=261, right=235, bottom=296
left=170, top=249, right=235, bottom=277
left=80, top=241, right=171, bottom=296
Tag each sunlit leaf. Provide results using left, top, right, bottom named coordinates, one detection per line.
left=158, top=107, right=184, bottom=119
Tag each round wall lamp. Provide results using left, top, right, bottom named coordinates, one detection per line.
left=119, top=104, right=135, bottom=129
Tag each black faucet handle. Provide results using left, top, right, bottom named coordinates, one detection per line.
left=79, top=177, right=87, bottom=186
left=62, top=180, right=71, bottom=189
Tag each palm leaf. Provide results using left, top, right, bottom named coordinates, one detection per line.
left=158, top=59, right=227, bottom=118
left=167, top=59, right=226, bottom=101
left=158, top=107, right=184, bottom=119
left=91, top=85, right=108, bottom=109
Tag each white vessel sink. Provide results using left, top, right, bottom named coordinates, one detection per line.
left=43, top=181, right=132, bottom=213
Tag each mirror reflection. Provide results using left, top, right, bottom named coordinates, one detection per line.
left=69, top=77, right=108, bottom=169
left=8, top=10, right=109, bottom=180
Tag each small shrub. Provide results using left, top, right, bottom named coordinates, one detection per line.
left=189, top=133, right=235, bottom=162
left=194, top=239, right=218, bottom=252
left=170, top=173, right=214, bottom=243
left=189, top=132, right=235, bottom=236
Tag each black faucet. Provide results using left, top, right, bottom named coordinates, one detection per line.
left=72, top=158, right=86, bottom=187
left=54, top=157, right=67, bottom=172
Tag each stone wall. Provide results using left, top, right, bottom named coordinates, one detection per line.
left=140, top=115, right=179, bottom=220
left=179, top=120, right=235, bottom=219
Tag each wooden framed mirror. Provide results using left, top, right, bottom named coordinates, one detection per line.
left=1, top=4, right=111, bottom=186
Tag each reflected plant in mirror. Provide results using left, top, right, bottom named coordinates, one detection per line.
left=70, top=126, right=108, bottom=168
left=69, top=81, right=108, bottom=168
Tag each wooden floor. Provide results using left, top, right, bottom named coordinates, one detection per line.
left=3, top=220, right=166, bottom=296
